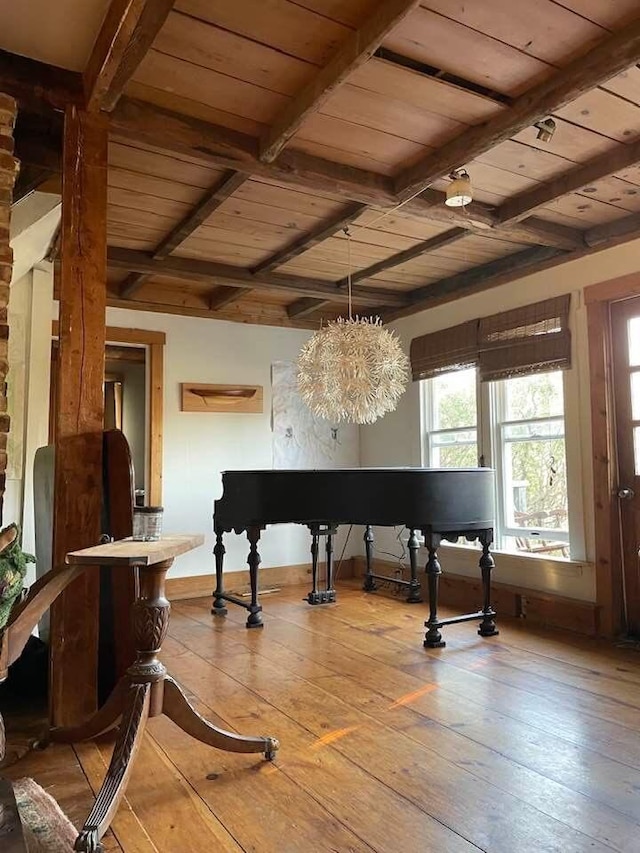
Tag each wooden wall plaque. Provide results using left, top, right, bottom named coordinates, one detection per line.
left=180, top=383, right=263, bottom=413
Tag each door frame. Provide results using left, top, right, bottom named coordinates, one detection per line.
left=52, top=322, right=165, bottom=505
left=585, top=272, right=640, bottom=636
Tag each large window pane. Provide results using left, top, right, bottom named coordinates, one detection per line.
left=432, top=368, right=477, bottom=429
left=631, top=370, right=640, bottom=421
left=504, top=437, right=568, bottom=528
left=629, top=318, right=640, bottom=366
left=505, top=372, right=564, bottom=420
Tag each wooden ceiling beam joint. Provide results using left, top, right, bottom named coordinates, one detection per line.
left=259, top=0, right=421, bottom=163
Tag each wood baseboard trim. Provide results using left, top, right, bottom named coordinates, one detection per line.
left=166, top=558, right=356, bottom=601
left=352, top=556, right=598, bottom=636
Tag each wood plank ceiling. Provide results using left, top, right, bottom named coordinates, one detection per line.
left=3, top=0, right=640, bottom=328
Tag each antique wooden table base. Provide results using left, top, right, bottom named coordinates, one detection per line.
left=51, top=537, right=279, bottom=853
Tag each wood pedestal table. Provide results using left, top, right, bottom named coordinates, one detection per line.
left=51, top=536, right=279, bottom=853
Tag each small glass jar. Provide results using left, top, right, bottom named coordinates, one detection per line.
left=132, top=506, right=164, bottom=541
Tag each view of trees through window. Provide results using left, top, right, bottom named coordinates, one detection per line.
left=426, top=368, right=569, bottom=556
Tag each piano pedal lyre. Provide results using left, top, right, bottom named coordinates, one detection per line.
left=306, top=524, right=338, bottom=605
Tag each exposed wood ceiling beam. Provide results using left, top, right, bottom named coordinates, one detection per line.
left=85, top=0, right=175, bottom=112
left=110, top=99, right=584, bottom=249
left=253, top=203, right=368, bottom=274
left=498, top=138, right=640, bottom=225
left=208, top=286, right=246, bottom=311
left=397, top=246, right=568, bottom=316
left=288, top=227, right=469, bottom=318
left=121, top=170, right=247, bottom=298
left=111, top=97, right=397, bottom=206
left=260, top=0, right=420, bottom=162
left=155, top=171, right=248, bottom=260
left=287, top=297, right=331, bottom=319
left=0, top=50, right=83, bottom=110
left=394, top=17, right=640, bottom=202
left=107, top=247, right=411, bottom=307
left=340, top=227, right=469, bottom=287
left=402, top=195, right=585, bottom=250
left=585, top=211, right=640, bottom=248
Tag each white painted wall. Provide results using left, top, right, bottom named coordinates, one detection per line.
left=104, top=307, right=359, bottom=578
left=361, top=238, right=640, bottom=602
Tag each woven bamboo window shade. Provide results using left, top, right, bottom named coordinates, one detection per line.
left=409, top=295, right=571, bottom=383
left=409, top=320, right=478, bottom=381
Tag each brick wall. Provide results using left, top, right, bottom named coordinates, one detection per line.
left=0, top=94, right=18, bottom=523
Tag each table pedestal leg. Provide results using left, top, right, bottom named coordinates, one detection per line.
left=74, top=683, right=150, bottom=853
left=163, top=676, right=278, bottom=759
left=50, top=556, right=278, bottom=852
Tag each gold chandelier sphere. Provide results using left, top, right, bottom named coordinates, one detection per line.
left=297, top=316, right=410, bottom=425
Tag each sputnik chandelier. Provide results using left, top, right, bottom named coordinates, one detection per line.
left=297, top=228, right=409, bottom=425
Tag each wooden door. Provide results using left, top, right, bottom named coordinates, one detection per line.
left=611, top=297, right=640, bottom=636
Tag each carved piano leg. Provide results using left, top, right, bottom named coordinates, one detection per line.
left=307, top=527, right=320, bottom=604
left=406, top=529, right=422, bottom=603
left=246, top=526, right=263, bottom=628
left=325, top=529, right=336, bottom=603
left=212, top=528, right=228, bottom=617
left=478, top=530, right=499, bottom=638
left=363, top=525, right=376, bottom=592
left=423, top=533, right=446, bottom=648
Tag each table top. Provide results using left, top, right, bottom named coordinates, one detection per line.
left=66, top=535, right=204, bottom=567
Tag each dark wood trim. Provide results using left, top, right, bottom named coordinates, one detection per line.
left=108, top=247, right=410, bottom=306
left=253, top=203, right=368, bottom=274
left=586, top=299, right=623, bottom=638
left=498, top=138, right=640, bottom=225
left=260, top=0, right=421, bottom=162
left=84, top=0, right=175, bottom=112
left=51, top=106, right=108, bottom=727
left=584, top=271, right=640, bottom=305
left=120, top=272, right=148, bottom=298
left=394, top=17, right=640, bottom=201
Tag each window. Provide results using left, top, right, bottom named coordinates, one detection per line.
left=422, top=369, right=571, bottom=558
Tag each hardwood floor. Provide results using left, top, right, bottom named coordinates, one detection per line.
left=6, top=582, right=640, bottom=852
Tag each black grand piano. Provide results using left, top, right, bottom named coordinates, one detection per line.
left=212, top=468, right=496, bottom=647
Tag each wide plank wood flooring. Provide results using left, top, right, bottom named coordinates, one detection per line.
left=6, top=582, right=640, bottom=852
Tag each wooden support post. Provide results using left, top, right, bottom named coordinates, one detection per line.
left=50, top=106, right=108, bottom=727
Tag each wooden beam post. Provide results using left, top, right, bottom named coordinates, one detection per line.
left=50, top=106, right=108, bottom=727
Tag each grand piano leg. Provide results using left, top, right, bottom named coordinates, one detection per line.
left=246, top=526, right=263, bottom=628
left=406, top=529, right=422, bottom=604
left=212, top=528, right=228, bottom=617
left=324, top=529, right=336, bottom=603
left=363, top=525, right=376, bottom=592
left=423, top=533, right=446, bottom=648
left=308, top=528, right=320, bottom=603
left=478, top=530, right=499, bottom=638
